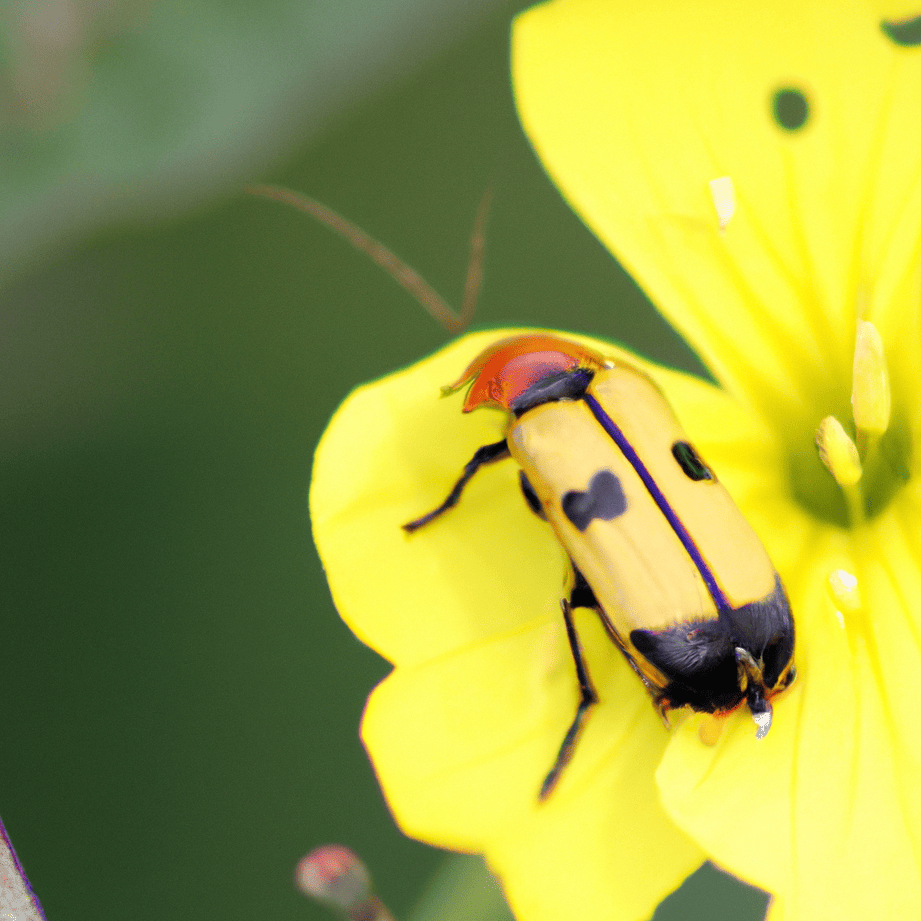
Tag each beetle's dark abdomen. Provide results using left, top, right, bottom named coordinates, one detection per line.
left=630, top=577, right=794, bottom=713
left=630, top=619, right=741, bottom=711
left=726, top=577, right=795, bottom=688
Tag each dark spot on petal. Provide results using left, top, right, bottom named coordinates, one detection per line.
left=772, top=88, right=809, bottom=131
left=882, top=14, right=921, bottom=46
left=562, top=470, right=627, bottom=532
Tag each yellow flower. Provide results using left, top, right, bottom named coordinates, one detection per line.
left=311, top=2, right=921, bottom=920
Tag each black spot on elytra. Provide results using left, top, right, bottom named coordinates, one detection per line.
left=672, top=441, right=714, bottom=481
left=561, top=470, right=627, bottom=532
left=772, top=88, right=810, bottom=131
left=882, top=14, right=921, bottom=46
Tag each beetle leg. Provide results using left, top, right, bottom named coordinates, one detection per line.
left=736, top=646, right=773, bottom=738
left=652, top=695, right=673, bottom=730
left=402, top=440, right=510, bottom=532
left=518, top=470, right=547, bottom=519
left=569, top=567, right=597, bottom=609
left=539, top=598, right=599, bottom=801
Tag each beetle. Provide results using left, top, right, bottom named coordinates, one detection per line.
left=404, top=332, right=796, bottom=799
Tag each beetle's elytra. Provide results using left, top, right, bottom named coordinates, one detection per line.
left=404, top=333, right=796, bottom=799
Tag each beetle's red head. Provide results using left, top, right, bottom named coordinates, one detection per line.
left=446, top=334, right=608, bottom=412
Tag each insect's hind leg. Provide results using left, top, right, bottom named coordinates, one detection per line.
left=539, top=592, right=600, bottom=801
left=403, top=439, right=510, bottom=532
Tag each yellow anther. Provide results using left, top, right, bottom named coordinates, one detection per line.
left=708, top=176, right=736, bottom=231
left=827, top=568, right=861, bottom=616
left=851, top=320, right=891, bottom=435
left=815, top=416, right=862, bottom=486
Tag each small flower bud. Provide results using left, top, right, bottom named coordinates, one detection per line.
left=851, top=320, right=891, bottom=435
left=815, top=416, right=862, bottom=486
left=296, top=845, right=393, bottom=921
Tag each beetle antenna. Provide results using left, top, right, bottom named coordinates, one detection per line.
left=459, top=184, right=493, bottom=329
left=246, top=184, right=492, bottom=336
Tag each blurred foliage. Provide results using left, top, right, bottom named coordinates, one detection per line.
left=1, top=2, right=765, bottom=920
left=0, top=0, right=507, bottom=281
left=408, top=855, right=514, bottom=921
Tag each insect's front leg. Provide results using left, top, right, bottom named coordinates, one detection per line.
left=403, top=439, right=510, bottom=531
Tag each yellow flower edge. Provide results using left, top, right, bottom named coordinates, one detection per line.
left=312, top=328, right=804, bottom=921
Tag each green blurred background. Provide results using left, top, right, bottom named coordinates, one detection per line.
left=1, top=1, right=768, bottom=919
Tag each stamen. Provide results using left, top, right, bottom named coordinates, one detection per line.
left=708, top=176, right=736, bottom=231
left=827, top=568, right=861, bottom=617
left=852, top=320, right=891, bottom=435
left=815, top=416, right=862, bottom=486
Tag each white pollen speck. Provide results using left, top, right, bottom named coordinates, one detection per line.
left=836, top=568, right=858, bottom=591
left=709, top=176, right=736, bottom=230
left=827, top=567, right=861, bottom=617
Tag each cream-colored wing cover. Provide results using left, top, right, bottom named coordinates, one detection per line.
left=508, top=366, right=776, bottom=638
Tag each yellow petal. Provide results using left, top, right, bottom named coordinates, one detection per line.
left=363, top=608, right=705, bottom=921
left=765, top=896, right=786, bottom=921
left=858, top=484, right=921, bottom=806
left=311, top=331, right=568, bottom=666
left=513, top=0, right=921, bottom=431
left=656, top=511, right=921, bottom=919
